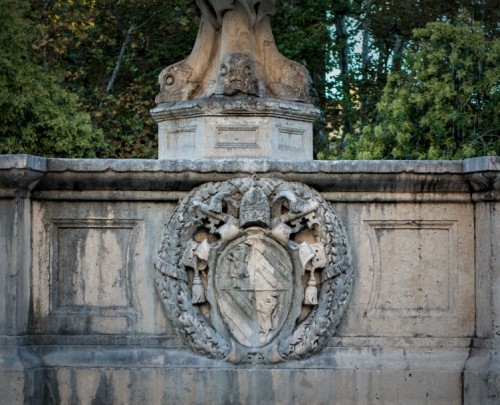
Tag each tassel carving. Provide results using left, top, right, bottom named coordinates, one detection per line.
left=191, top=271, right=206, bottom=304
left=304, top=270, right=318, bottom=305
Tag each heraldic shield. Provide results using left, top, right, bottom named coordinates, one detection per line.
left=214, top=229, right=294, bottom=348
left=155, top=177, right=353, bottom=364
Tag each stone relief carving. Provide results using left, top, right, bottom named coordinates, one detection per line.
left=155, top=177, right=353, bottom=364
left=216, top=53, right=260, bottom=97
left=155, top=0, right=311, bottom=104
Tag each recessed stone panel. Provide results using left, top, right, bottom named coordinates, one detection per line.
left=215, top=126, right=259, bottom=148
left=277, top=128, right=304, bottom=151
left=165, top=127, right=196, bottom=155
left=366, top=221, right=457, bottom=315
left=31, top=201, right=173, bottom=335
left=53, top=220, right=136, bottom=311
left=333, top=203, right=474, bottom=338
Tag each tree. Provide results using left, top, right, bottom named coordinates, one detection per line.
left=325, top=0, right=495, bottom=157
left=31, top=0, right=199, bottom=158
left=342, top=15, right=500, bottom=159
left=0, top=0, right=105, bottom=157
left=272, top=0, right=334, bottom=154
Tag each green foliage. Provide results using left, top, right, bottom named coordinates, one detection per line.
left=274, top=0, right=332, bottom=99
left=341, top=15, right=500, bottom=160
left=3, top=1, right=498, bottom=159
left=31, top=0, right=199, bottom=158
left=0, top=0, right=105, bottom=157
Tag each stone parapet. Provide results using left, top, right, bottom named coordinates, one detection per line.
left=0, top=154, right=499, bottom=403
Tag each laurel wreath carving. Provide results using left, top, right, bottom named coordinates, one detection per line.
left=155, top=177, right=353, bottom=363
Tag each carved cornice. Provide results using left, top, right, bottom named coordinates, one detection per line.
left=0, top=155, right=47, bottom=197
left=151, top=97, right=320, bottom=122
left=1, top=155, right=499, bottom=200
left=464, top=156, right=500, bottom=200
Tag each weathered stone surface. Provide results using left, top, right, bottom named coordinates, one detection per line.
left=151, top=98, right=318, bottom=159
left=335, top=202, right=475, bottom=338
left=464, top=198, right=500, bottom=404
left=31, top=201, right=172, bottom=335
left=1, top=155, right=500, bottom=403
left=27, top=156, right=473, bottom=195
left=36, top=344, right=469, bottom=404
left=155, top=1, right=310, bottom=104
left=0, top=159, right=45, bottom=404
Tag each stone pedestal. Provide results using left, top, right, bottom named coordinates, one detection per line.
left=151, top=98, right=318, bottom=159
left=463, top=157, right=500, bottom=404
left=0, top=155, right=45, bottom=404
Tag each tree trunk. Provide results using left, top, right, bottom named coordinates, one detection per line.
left=335, top=13, right=352, bottom=136
left=106, top=24, right=135, bottom=94
left=359, top=0, right=372, bottom=124
left=361, top=0, right=372, bottom=80
left=391, top=36, right=405, bottom=73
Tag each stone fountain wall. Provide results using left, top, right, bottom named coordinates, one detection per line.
left=0, top=154, right=499, bottom=404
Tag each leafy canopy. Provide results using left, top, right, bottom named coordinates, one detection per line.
left=342, top=14, right=500, bottom=160
left=0, top=0, right=106, bottom=157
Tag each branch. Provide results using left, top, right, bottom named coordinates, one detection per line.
left=134, top=6, right=168, bottom=31
left=104, top=6, right=169, bottom=95
left=106, top=23, right=135, bottom=94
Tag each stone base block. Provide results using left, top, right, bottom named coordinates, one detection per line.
left=0, top=345, right=43, bottom=405
left=38, top=346, right=467, bottom=404
left=151, top=97, right=318, bottom=159
left=464, top=345, right=500, bottom=404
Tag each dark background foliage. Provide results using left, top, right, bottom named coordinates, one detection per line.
left=1, top=0, right=498, bottom=158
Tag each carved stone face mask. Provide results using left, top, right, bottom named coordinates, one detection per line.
left=217, top=53, right=259, bottom=96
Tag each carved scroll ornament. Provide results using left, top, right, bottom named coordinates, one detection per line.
left=155, top=0, right=311, bottom=103
left=155, top=177, right=353, bottom=364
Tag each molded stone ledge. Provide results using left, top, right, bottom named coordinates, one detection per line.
left=44, top=157, right=466, bottom=174
left=464, top=156, right=500, bottom=198
left=464, top=156, right=500, bottom=173
left=0, top=154, right=46, bottom=192
left=151, top=97, right=320, bottom=122
left=1, top=154, right=498, bottom=197
left=37, top=345, right=470, bottom=370
left=2, top=154, right=498, bottom=175
left=32, top=164, right=475, bottom=195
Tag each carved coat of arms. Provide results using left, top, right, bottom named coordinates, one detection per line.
left=155, top=177, right=352, bottom=364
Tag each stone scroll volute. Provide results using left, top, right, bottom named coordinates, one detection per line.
left=155, top=0, right=311, bottom=103
left=155, top=177, right=353, bottom=364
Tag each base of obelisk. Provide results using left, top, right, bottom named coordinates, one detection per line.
left=151, top=97, right=319, bottom=160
